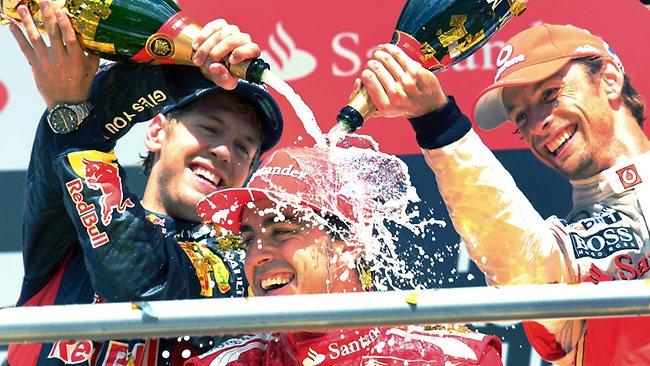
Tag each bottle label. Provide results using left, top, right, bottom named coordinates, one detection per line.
left=130, top=11, right=198, bottom=65
left=391, top=30, right=444, bottom=71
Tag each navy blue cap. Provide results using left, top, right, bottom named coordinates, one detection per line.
left=161, top=79, right=283, bottom=154
left=89, top=62, right=283, bottom=154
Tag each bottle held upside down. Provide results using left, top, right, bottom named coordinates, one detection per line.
left=329, top=0, right=529, bottom=143
left=0, top=0, right=269, bottom=83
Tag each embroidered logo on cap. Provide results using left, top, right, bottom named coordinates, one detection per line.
left=494, top=44, right=525, bottom=82
left=251, top=164, right=307, bottom=180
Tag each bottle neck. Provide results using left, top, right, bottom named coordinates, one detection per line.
left=337, top=86, right=377, bottom=132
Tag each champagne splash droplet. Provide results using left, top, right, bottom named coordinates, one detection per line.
left=262, top=71, right=327, bottom=147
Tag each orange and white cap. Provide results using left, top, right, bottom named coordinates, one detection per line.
left=473, top=23, right=625, bottom=130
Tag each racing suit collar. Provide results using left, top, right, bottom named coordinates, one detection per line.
left=570, top=151, right=650, bottom=205
left=143, top=209, right=217, bottom=242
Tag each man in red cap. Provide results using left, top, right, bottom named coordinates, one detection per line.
left=356, top=24, right=649, bottom=365
left=190, top=145, right=503, bottom=366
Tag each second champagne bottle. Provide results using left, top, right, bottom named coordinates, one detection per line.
left=331, top=0, right=528, bottom=141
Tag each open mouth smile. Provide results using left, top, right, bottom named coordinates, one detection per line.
left=192, top=164, right=223, bottom=189
left=260, top=273, right=295, bottom=293
left=545, top=125, right=577, bottom=156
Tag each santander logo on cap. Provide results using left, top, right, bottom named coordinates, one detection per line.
left=251, top=164, right=307, bottom=181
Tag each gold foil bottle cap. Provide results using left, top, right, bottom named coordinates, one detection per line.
left=510, top=0, right=527, bottom=16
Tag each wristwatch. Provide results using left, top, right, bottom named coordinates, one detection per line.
left=47, top=101, right=93, bottom=134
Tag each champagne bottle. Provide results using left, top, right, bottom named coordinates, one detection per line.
left=0, top=0, right=269, bottom=83
left=331, top=0, right=528, bottom=140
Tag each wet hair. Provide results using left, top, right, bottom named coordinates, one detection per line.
left=319, top=211, right=375, bottom=290
left=140, top=92, right=264, bottom=178
left=574, top=56, right=646, bottom=127
left=320, top=212, right=351, bottom=242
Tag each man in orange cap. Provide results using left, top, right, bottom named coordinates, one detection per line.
left=189, top=144, right=503, bottom=366
left=358, top=24, right=649, bottom=365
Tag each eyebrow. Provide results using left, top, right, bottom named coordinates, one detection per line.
left=202, top=115, right=261, bottom=147
left=505, top=73, right=564, bottom=114
left=239, top=214, right=305, bottom=235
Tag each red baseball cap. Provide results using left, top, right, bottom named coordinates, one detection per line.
left=473, top=23, right=625, bottom=130
left=196, top=137, right=401, bottom=232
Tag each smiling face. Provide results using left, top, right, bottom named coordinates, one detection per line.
left=241, top=199, right=362, bottom=297
left=143, top=93, right=262, bottom=221
left=501, top=61, right=625, bottom=180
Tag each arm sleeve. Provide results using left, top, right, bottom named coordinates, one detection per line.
left=51, top=141, right=202, bottom=302
left=22, top=62, right=214, bottom=302
left=409, top=99, right=571, bottom=285
left=409, top=100, right=583, bottom=361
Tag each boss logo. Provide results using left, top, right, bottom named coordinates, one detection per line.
left=570, top=226, right=639, bottom=259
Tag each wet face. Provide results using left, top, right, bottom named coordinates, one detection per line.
left=501, top=62, right=621, bottom=180
left=241, top=199, right=361, bottom=297
left=145, top=93, right=262, bottom=221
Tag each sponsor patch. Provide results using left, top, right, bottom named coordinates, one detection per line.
left=178, top=241, right=214, bottom=296
left=588, top=252, right=650, bottom=283
left=66, top=178, right=110, bottom=248
left=145, top=213, right=166, bottom=228
left=570, top=226, right=640, bottom=259
left=178, top=241, right=232, bottom=296
left=196, top=244, right=232, bottom=294
left=251, top=164, right=307, bottom=180
left=494, top=44, right=525, bottom=82
left=616, top=164, right=642, bottom=189
left=572, top=211, right=623, bottom=231
left=48, top=340, right=94, bottom=364
left=68, top=150, right=135, bottom=227
left=299, top=328, right=381, bottom=364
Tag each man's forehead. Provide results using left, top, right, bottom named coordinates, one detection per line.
left=502, top=65, right=570, bottom=111
left=240, top=203, right=315, bottom=230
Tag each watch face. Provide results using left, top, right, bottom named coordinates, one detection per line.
left=50, top=106, right=79, bottom=134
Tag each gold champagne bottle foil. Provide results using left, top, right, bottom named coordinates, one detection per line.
left=132, top=11, right=200, bottom=65
left=509, top=0, right=527, bottom=16
left=347, top=87, right=378, bottom=121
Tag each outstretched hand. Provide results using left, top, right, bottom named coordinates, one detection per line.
left=191, top=19, right=261, bottom=90
left=8, top=0, right=100, bottom=108
left=358, top=44, right=448, bottom=119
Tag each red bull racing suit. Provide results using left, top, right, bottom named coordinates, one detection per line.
left=185, top=326, right=503, bottom=366
left=8, top=62, right=247, bottom=366
left=408, top=97, right=650, bottom=365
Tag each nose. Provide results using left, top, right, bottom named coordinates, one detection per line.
left=209, top=141, right=233, bottom=162
left=246, top=239, right=278, bottom=267
left=528, top=106, right=554, bottom=136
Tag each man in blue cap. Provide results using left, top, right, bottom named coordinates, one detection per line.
left=6, top=1, right=283, bottom=365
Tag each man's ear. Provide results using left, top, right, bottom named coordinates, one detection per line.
left=600, top=58, right=625, bottom=105
left=144, top=114, right=167, bottom=153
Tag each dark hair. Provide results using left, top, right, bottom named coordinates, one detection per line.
left=321, top=212, right=351, bottom=242
left=574, top=56, right=646, bottom=127
left=140, top=92, right=264, bottom=178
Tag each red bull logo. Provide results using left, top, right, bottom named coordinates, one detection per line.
left=48, top=340, right=148, bottom=366
left=82, top=158, right=135, bottom=226
left=48, top=340, right=94, bottom=364
left=66, top=178, right=110, bottom=248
